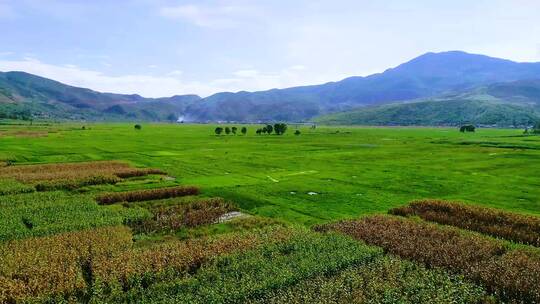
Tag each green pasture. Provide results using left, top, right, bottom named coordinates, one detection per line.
left=1, top=123, right=539, bottom=225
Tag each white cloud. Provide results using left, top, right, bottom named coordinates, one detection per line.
left=0, top=58, right=351, bottom=98
left=0, top=57, right=219, bottom=97
left=233, top=69, right=259, bottom=78
left=167, top=70, right=184, bottom=77
left=159, top=3, right=261, bottom=28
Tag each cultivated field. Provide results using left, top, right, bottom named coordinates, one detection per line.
left=1, top=122, right=539, bottom=303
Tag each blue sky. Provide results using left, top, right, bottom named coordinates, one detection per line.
left=0, top=0, right=539, bottom=97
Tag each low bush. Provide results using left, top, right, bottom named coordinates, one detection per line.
left=390, top=199, right=540, bottom=246
left=130, top=198, right=237, bottom=233
left=96, top=186, right=200, bottom=205
left=319, top=215, right=540, bottom=303
left=251, top=256, right=488, bottom=304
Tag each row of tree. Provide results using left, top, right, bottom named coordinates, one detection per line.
left=214, top=123, right=292, bottom=136
left=215, top=126, right=247, bottom=135
left=256, top=123, right=288, bottom=135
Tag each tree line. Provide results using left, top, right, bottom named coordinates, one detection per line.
left=256, top=123, right=288, bottom=135
left=214, top=123, right=298, bottom=136
left=215, top=126, right=247, bottom=135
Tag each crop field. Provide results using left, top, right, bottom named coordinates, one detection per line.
left=1, top=122, right=540, bottom=303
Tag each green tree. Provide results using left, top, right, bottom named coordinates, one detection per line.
left=294, top=130, right=301, bottom=136
left=241, top=127, right=247, bottom=135
left=215, top=127, right=223, bottom=135
left=274, top=123, right=288, bottom=135
left=266, top=124, right=273, bottom=134
left=256, top=128, right=262, bottom=135
left=459, top=125, right=475, bottom=133
left=225, top=127, right=231, bottom=135
left=134, top=124, right=142, bottom=130
left=231, top=126, right=237, bottom=135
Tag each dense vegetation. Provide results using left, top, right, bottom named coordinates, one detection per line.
left=3, top=51, right=540, bottom=123
left=1, top=123, right=540, bottom=302
left=319, top=215, right=540, bottom=303
left=315, top=99, right=540, bottom=127
left=391, top=199, right=540, bottom=246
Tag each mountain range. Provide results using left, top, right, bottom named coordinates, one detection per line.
left=1, top=51, right=540, bottom=126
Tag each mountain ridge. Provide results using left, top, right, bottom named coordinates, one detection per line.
left=2, top=51, right=540, bottom=123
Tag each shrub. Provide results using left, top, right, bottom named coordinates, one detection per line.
left=96, top=186, right=200, bottom=205
left=294, top=130, right=301, bottom=136
left=241, top=127, right=247, bottom=135
left=320, top=215, right=540, bottom=303
left=390, top=199, right=540, bottom=246
left=231, top=126, right=237, bottom=134
left=225, top=127, right=231, bottom=135
left=215, top=127, right=223, bottom=135
left=134, top=124, right=142, bottom=130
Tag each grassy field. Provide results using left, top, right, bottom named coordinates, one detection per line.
left=1, top=123, right=539, bottom=225
left=2, top=122, right=540, bottom=303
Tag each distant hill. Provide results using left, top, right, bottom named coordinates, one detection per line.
left=185, top=51, right=540, bottom=122
left=0, top=71, right=201, bottom=121
left=2, top=51, right=540, bottom=123
left=313, top=80, right=540, bottom=127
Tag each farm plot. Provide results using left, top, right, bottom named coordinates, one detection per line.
left=320, top=214, right=540, bottom=303
left=0, top=161, right=166, bottom=190
left=0, top=191, right=149, bottom=241
left=0, top=226, right=292, bottom=303
left=390, top=199, right=540, bottom=246
left=2, top=125, right=540, bottom=303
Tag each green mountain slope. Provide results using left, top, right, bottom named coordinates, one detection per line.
left=0, top=71, right=201, bottom=121
left=186, top=51, right=540, bottom=122
left=314, top=80, right=540, bottom=127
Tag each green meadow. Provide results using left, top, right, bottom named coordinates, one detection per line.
left=1, top=123, right=539, bottom=225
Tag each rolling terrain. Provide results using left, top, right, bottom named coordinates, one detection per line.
left=0, top=71, right=201, bottom=121
left=2, top=51, right=540, bottom=124
left=315, top=80, right=540, bottom=126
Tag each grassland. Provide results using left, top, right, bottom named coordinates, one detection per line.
left=1, top=123, right=539, bottom=224
left=1, top=122, right=540, bottom=303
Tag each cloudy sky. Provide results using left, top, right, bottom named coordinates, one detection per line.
left=0, top=0, right=539, bottom=97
